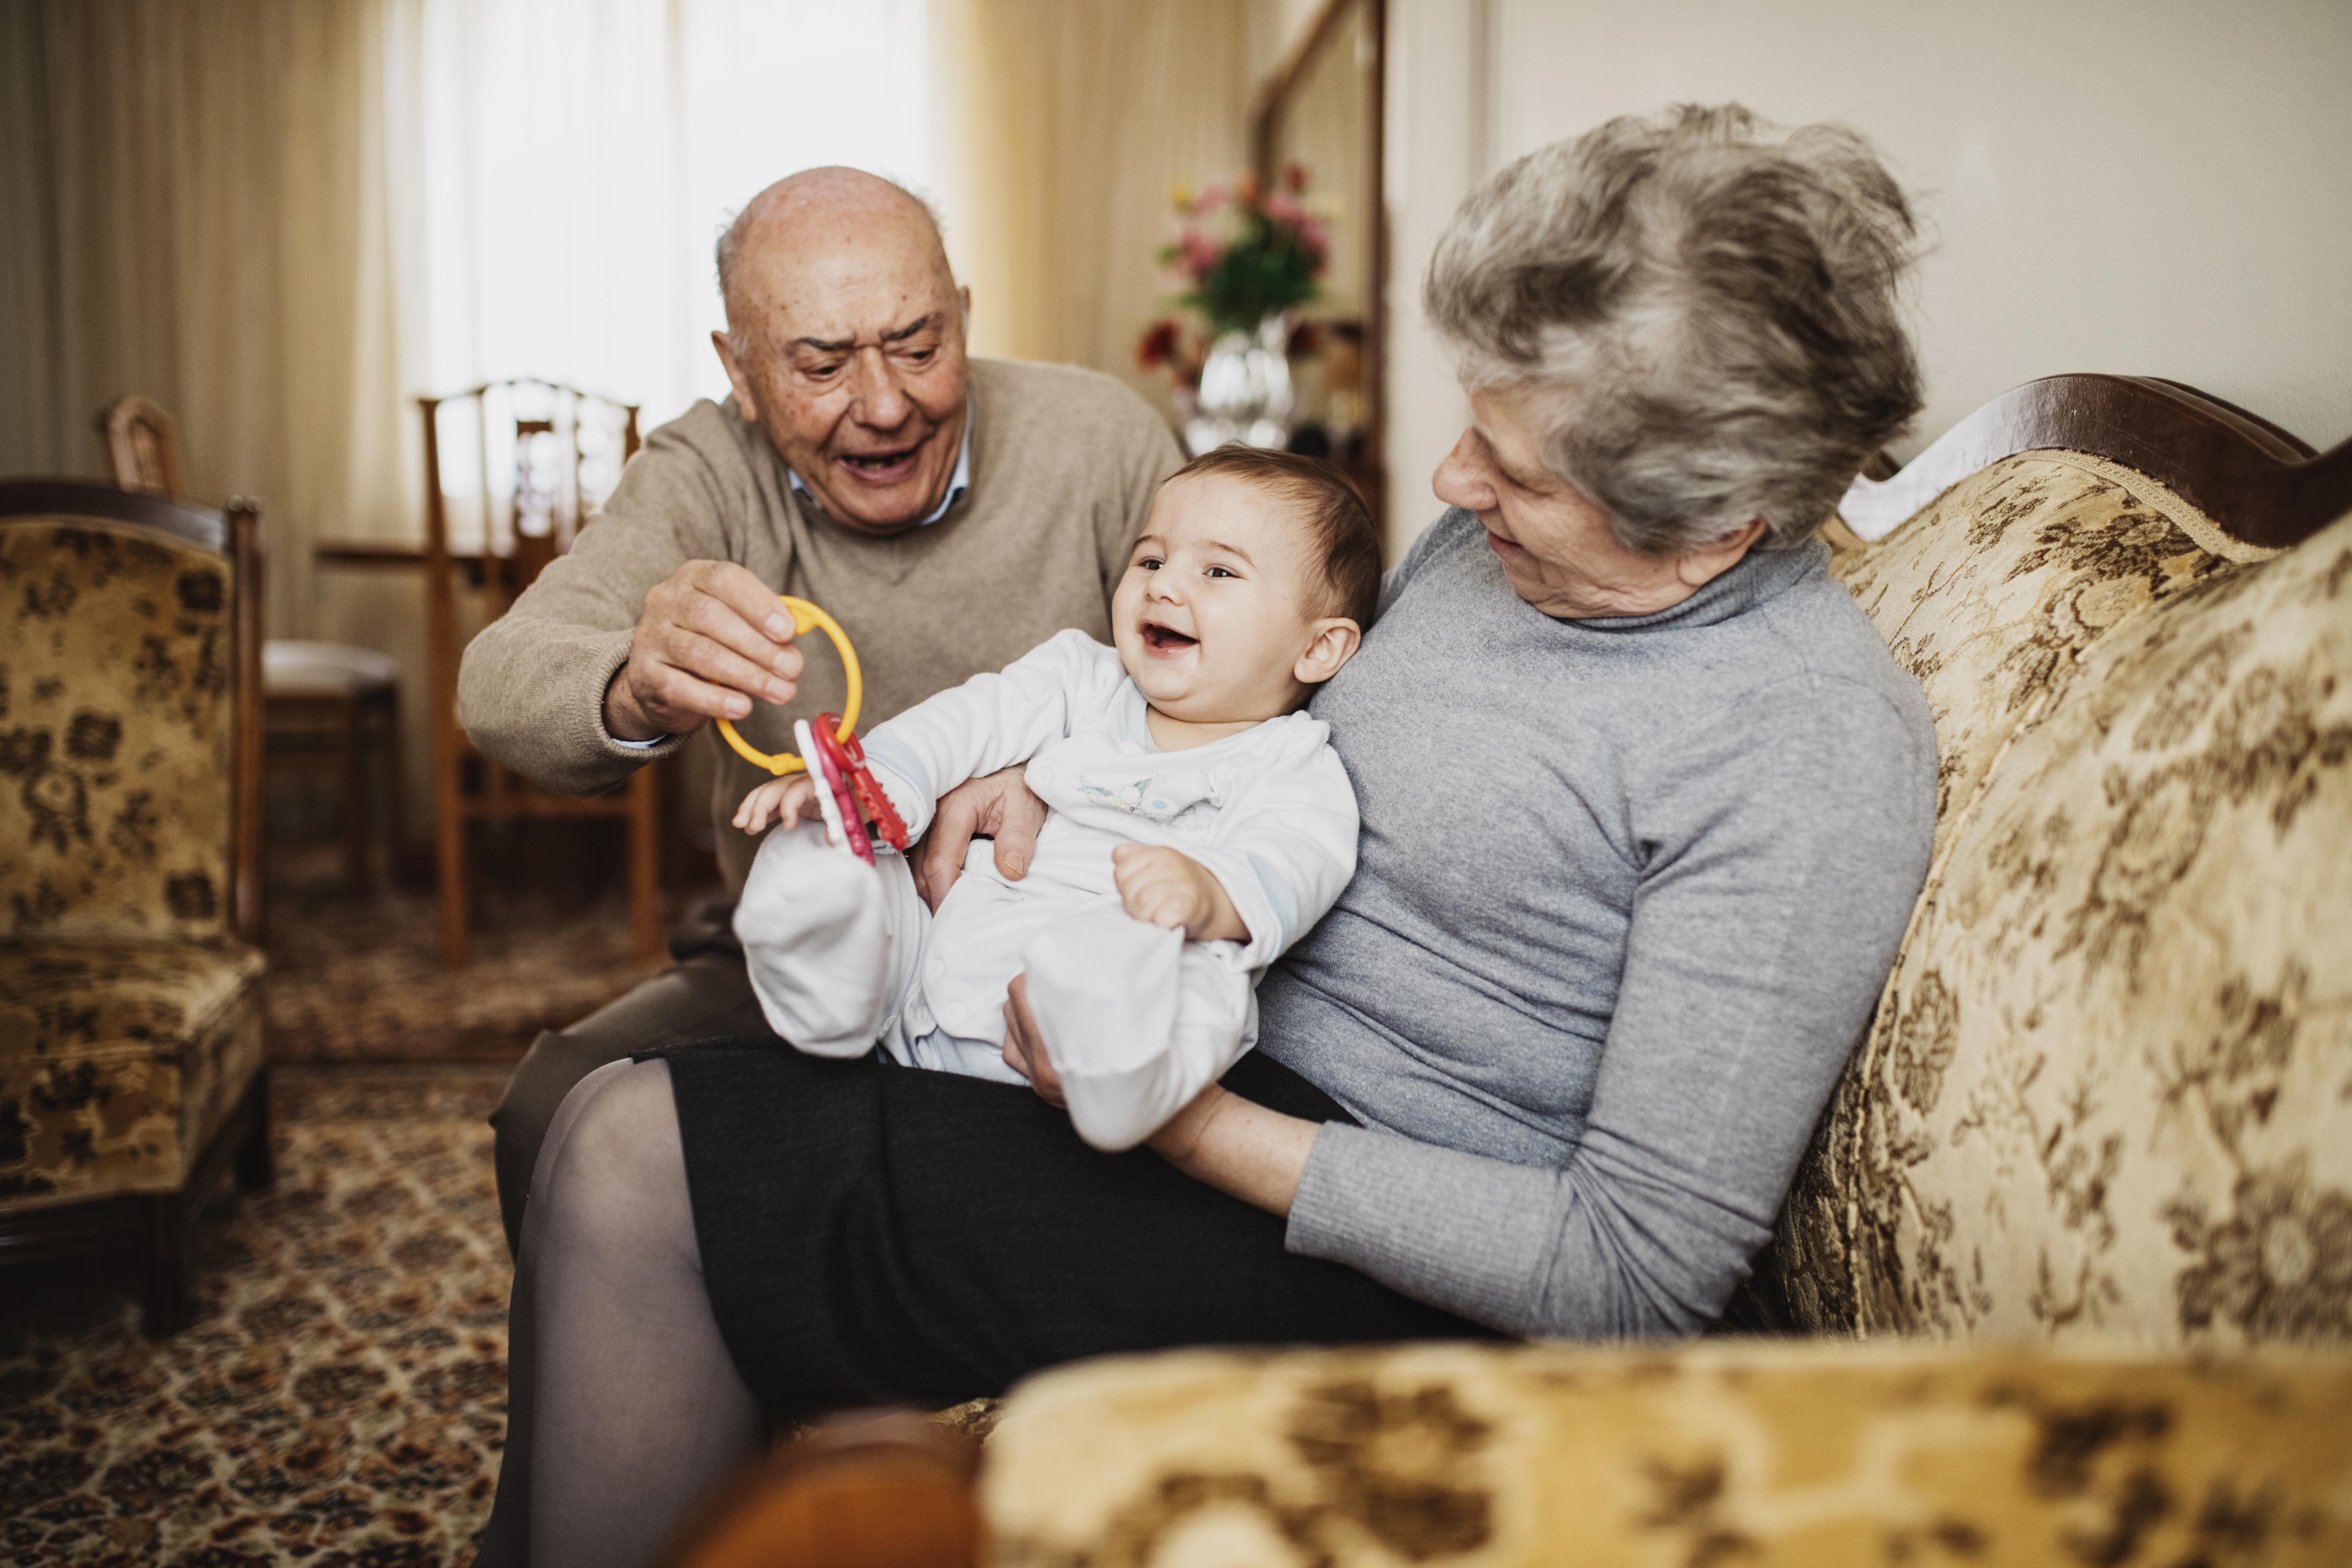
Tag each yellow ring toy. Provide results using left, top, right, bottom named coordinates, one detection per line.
left=715, top=595, right=861, bottom=776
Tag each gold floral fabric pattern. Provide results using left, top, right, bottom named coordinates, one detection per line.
left=1766, top=456, right=2352, bottom=1348
left=1, top=518, right=234, bottom=941
left=982, top=1341, right=2352, bottom=1567
left=0, top=940, right=264, bottom=1206
left=1832, top=458, right=2245, bottom=856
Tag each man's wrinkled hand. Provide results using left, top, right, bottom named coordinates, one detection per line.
left=604, top=560, right=805, bottom=741
left=914, top=767, right=1048, bottom=910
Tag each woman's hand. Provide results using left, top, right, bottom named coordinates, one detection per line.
left=1002, top=976, right=1318, bottom=1215
left=915, top=768, right=1049, bottom=910
left=999, top=974, right=1066, bottom=1107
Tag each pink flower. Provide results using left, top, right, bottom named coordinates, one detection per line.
left=1178, top=230, right=1223, bottom=277
left=1262, top=190, right=1309, bottom=227
left=1283, top=161, right=1309, bottom=194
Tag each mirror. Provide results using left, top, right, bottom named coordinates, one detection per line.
left=1253, top=0, right=1385, bottom=524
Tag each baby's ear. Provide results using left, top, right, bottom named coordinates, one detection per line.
left=1294, top=618, right=1362, bottom=686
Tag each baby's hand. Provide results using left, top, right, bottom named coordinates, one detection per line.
left=1112, top=844, right=1243, bottom=942
left=733, top=773, right=818, bottom=835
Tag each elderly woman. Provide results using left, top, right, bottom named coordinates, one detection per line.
left=478, top=104, right=1936, bottom=1566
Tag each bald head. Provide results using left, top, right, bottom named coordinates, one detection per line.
left=707, top=167, right=973, bottom=534
left=716, top=169, right=953, bottom=347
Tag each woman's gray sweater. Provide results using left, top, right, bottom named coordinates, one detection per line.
left=1261, top=510, right=1936, bottom=1338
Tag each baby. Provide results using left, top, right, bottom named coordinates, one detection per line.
left=730, top=445, right=1381, bottom=1150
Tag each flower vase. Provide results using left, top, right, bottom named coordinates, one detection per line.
left=1183, top=315, right=1294, bottom=456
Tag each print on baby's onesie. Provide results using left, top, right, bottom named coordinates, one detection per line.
left=1079, top=777, right=1158, bottom=815
left=1076, top=765, right=1216, bottom=823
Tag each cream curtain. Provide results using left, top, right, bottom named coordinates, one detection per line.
left=387, top=0, right=937, bottom=439
left=0, top=0, right=406, bottom=640
left=0, top=0, right=1259, bottom=778
left=938, top=0, right=1256, bottom=424
left=2, top=0, right=1261, bottom=584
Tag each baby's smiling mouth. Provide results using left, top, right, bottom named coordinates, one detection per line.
left=1141, top=623, right=1197, bottom=653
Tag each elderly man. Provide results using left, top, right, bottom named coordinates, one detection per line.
left=460, top=168, right=1183, bottom=1251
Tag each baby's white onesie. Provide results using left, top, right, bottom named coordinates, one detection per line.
left=733, top=628, right=1358, bottom=1150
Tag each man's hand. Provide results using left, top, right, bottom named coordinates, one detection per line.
left=605, top=560, right=805, bottom=741
left=1112, top=845, right=1247, bottom=942
left=999, top=974, right=1066, bottom=1107
left=914, top=767, right=1048, bottom=910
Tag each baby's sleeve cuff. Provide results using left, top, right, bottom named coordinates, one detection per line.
left=1185, top=846, right=1297, bottom=970
left=858, top=732, right=935, bottom=841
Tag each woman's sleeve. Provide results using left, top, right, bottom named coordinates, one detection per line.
left=1281, top=674, right=1936, bottom=1337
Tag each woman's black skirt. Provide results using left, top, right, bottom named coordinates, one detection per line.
left=652, top=1041, right=1486, bottom=1416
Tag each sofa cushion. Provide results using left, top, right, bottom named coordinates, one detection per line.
left=0, top=938, right=266, bottom=1207
left=981, top=1342, right=2352, bottom=1567
left=1770, top=456, right=2351, bottom=1348
left=1830, top=453, right=2270, bottom=856
left=0, top=518, right=236, bottom=942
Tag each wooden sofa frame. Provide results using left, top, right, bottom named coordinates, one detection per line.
left=0, top=480, right=272, bottom=1337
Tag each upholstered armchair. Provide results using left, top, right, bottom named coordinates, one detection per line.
left=0, top=480, right=271, bottom=1335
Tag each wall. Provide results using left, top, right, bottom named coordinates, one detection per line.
left=1382, top=0, right=2352, bottom=548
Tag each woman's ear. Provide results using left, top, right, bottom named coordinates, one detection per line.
left=1673, top=517, right=1766, bottom=589
left=1294, top=619, right=1363, bottom=687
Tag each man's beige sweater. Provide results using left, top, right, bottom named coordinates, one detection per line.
left=457, top=357, right=1185, bottom=891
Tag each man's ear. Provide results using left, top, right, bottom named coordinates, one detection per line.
left=710, top=331, right=763, bottom=424
left=1294, top=618, right=1363, bottom=687
left=1673, top=517, right=1766, bottom=589
left=958, top=284, right=973, bottom=335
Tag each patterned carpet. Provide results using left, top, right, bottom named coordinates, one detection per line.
left=1, top=1067, right=512, bottom=1567
left=0, top=802, right=725, bottom=1565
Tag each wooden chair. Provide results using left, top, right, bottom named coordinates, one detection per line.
left=0, top=480, right=271, bottom=1336
left=418, top=379, right=659, bottom=969
left=96, top=394, right=188, bottom=497
left=98, top=394, right=407, bottom=891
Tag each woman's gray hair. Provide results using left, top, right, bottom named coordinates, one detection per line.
left=1425, top=104, right=1922, bottom=554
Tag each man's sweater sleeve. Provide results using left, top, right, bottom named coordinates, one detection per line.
left=1283, top=676, right=1936, bottom=1337
left=457, top=414, right=747, bottom=796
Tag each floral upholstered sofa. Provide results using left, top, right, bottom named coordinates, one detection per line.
left=0, top=481, right=270, bottom=1335
left=971, top=380, right=2352, bottom=1565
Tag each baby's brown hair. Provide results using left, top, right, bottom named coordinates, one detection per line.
left=1165, top=447, right=1382, bottom=631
